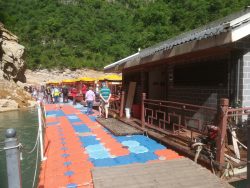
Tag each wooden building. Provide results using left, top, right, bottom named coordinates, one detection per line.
left=105, top=8, right=250, bottom=109
left=103, top=8, right=250, bottom=180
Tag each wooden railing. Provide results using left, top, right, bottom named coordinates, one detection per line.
left=109, top=95, right=121, bottom=114
left=216, top=103, right=250, bottom=164
left=109, top=91, right=125, bottom=117
left=108, top=91, right=248, bottom=166
left=140, top=95, right=249, bottom=166
left=141, top=93, right=217, bottom=136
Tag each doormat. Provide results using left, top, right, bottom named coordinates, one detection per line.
left=96, top=118, right=142, bottom=136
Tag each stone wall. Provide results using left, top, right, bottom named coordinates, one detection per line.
left=241, top=52, right=250, bottom=107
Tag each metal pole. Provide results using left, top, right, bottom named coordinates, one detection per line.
left=141, top=93, right=146, bottom=128
left=247, top=125, right=250, bottom=188
left=37, top=101, right=46, bottom=161
left=5, top=128, right=22, bottom=188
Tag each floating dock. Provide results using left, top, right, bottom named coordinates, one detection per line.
left=38, top=104, right=233, bottom=188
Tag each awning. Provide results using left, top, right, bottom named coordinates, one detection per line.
left=62, top=79, right=77, bottom=83
left=77, top=77, right=96, bottom=82
left=97, top=74, right=122, bottom=81
left=46, top=81, right=60, bottom=85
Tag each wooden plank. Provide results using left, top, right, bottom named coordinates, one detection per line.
left=92, top=158, right=233, bottom=188
left=231, top=130, right=240, bottom=162
left=125, top=82, right=136, bottom=109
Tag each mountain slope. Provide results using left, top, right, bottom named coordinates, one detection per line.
left=0, top=0, right=249, bottom=70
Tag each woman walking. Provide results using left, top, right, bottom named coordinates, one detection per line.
left=85, top=86, right=95, bottom=115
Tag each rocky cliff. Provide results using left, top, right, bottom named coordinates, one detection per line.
left=0, top=22, right=26, bottom=82
left=0, top=23, right=34, bottom=112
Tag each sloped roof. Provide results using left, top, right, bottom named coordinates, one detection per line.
left=105, top=8, right=250, bottom=72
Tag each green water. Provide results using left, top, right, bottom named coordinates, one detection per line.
left=231, top=179, right=247, bottom=188
left=0, top=108, right=39, bottom=188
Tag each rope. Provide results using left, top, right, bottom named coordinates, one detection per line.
left=32, top=139, right=40, bottom=188
left=0, top=143, right=22, bottom=152
left=210, top=159, right=215, bottom=174
left=1, top=143, right=22, bottom=151
left=192, top=142, right=204, bottom=163
left=209, top=153, right=215, bottom=174
left=24, top=126, right=40, bottom=154
left=221, top=158, right=235, bottom=179
left=194, top=145, right=203, bottom=163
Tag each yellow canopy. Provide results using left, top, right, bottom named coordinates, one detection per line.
left=77, top=77, right=96, bottom=82
left=46, top=81, right=60, bottom=85
left=103, top=74, right=122, bottom=81
left=97, top=76, right=106, bottom=81
left=62, top=79, right=77, bottom=83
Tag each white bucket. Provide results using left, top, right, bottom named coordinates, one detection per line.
left=125, top=108, right=131, bottom=119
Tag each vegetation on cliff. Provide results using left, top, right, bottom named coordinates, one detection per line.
left=0, top=0, right=249, bottom=70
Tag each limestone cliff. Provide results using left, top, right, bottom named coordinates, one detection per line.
left=0, top=23, right=34, bottom=112
left=0, top=22, right=26, bottom=82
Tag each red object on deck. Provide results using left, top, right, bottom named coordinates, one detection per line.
left=132, top=104, right=141, bottom=118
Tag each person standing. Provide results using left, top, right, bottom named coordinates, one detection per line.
left=95, top=83, right=100, bottom=102
left=82, top=84, right=87, bottom=101
left=71, top=86, right=78, bottom=105
left=99, top=82, right=111, bottom=119
left=85, top=86, right=95, bottom=115
left=46, top=86, right=52, bottom=104
left=32, top=87, right=38, bottom=100
left=53, top=86, right=60, bottom=103
left=62, top=86, right=69, bottom=103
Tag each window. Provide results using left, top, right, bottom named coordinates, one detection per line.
left=174, top=60, right=228, bottom=86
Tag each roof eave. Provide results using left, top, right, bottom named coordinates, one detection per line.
left=104, top=9, right=250, bottom=72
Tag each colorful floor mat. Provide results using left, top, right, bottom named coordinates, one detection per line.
left=38, top=104, right=182, bottom=188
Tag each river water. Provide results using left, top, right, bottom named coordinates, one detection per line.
left=0, top=108, right=247, bottom=188
left=0, top=108, right=38, bottom=188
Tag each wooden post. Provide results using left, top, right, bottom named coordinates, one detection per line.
left=216, top=98, right=229, bottom=166
left=119, top=91, right=125, bottom=118
left=181, top=105, right=186, bottom=128
left=141, top=93, right=146, bottom=128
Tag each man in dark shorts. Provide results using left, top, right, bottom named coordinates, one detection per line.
left=62, top=86, right=69, bottom=103
left=99, top=82, right=111, bottom=119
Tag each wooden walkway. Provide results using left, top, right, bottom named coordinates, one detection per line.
left=92, top=158, right=233, bottom=188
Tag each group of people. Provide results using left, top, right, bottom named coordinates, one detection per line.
left=28, top=82, right=112, bottom=119
left=85, top=82, right=111, bottom=119
left=43, top=85, right=68, bottom=104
